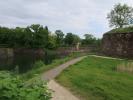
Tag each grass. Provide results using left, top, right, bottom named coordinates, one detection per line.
left=20, top=52, right=86, bottom=81
left=56, top=56, right=133, bottom=100
left=105, top=26, right=133, bottom=34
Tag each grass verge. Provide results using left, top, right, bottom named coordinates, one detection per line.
left=105, top=26, right=133, bottom=34
left=56, top=56, right=133, bottom=100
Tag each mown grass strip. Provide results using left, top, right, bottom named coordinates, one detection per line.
left=56, top=56, right=133, bottom=100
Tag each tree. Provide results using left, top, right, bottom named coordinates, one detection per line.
left=55, top=30, right=64, bottom=46
left=107, top=3, right=133, bottom=28
left=0, top=24, right=51, bottom=49
left=46, top=34, right=57, bottom=49
left=73, top=34, right=80, bottom=45
left=28, top=24, right=49, bottom=48
left=64, top=33, right=74, bottom=46
left=84, top=34, right=94, bottom=40
left=64, top=33, right=80, bottom=46
left=45, top=26, right=49, bottom=31
left=82, top=34, right=95, bottom=45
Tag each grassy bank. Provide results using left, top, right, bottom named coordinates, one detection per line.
left=105, top=26, right=133, bottom=34
left=56, top=56, right=133, bottom=100
left=21, top=52, right=86, bottom=81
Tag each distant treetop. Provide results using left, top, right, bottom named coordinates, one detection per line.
left=107, top=3, right=133, bottom=28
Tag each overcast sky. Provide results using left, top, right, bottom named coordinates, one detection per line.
left=0, top=0, right=133, bottom=38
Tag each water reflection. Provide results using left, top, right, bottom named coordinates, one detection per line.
left=0, top=50, right=56, bottom=73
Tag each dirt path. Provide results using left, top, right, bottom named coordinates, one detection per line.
left=48, top=80, right=80, bottom=100
left=41, top=56, right=86, bottom=100
left=90, top=55, right=123, bottom=60
left=41, top=56, right=86, bottom=81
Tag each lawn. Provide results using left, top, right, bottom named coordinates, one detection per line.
left=56, top=56, right=133, bottom=100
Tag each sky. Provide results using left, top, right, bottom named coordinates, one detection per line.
left=0, top=0, right=133, bottom=38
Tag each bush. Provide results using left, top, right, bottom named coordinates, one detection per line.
left=0, top=71, right=51, bottom=100
left=33, top=60, right=44, bottom=69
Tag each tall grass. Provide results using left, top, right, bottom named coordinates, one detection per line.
left=117, top=62, right=133, bottom=74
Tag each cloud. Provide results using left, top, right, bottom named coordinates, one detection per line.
left=0, top=0, right=133, bottom=38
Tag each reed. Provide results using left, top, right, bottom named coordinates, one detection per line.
left=117, top=62, right=133, bottom=74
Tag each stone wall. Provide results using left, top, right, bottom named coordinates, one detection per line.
left=14, top=48, right=45, bottom=59
left=0, top=47, right=90, bottom=60
left=2, top=48, right=45, bottom=61
left=0, top=48, right=13, bottom=59
left=102, top=32, right=133, bottom=58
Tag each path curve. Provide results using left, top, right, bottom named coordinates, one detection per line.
left=41, top=56, right=86, bottom=81
left=41, top=56, right=86, bottom=100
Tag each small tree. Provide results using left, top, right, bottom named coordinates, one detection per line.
left=107, top=3, right=133, bottom=28
left=64, top=33, right=74, bottom=46
left=73, top=34, right=80, bottom=45
left=82, top=34, right=95, bottom=45
left=64, top=33, right=80, bottom=46
left=46, top=34, right=57, bottom=49
left=55, top=30, right=64, bottom=46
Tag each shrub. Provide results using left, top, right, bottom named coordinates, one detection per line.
left=33, top=60, right=44, bottom=69
left=0, top=71, right=51, bottom=100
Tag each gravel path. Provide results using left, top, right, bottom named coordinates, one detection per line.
left=90, top=55, right=123, bottom=60
left=48, top=80, right=80, bottom=100
left=41, top=56, right=86, bottom=81
left=41, top=56, right=86, bottom=100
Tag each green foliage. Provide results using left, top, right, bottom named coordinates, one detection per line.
left=33, top=61, right=44, bottom=69
left=82, top=34, right=101, bottom=47
left=65, top=33, right=80, bottom=46
left=0, top=24, right=56, bottom=49
left=82, top=34, right=96, bottom=45
left=56, top=56, right=133, bottom=100
left=55, top=30, right=64, bottom=46
left=107, top=3, right=133, bottom=28
left=73, top=34, right=80, bottom=45
left=0, top=71, right=51, bottom=100
left=105, top=26, right=133, bottom=34
left=65, top=33, right=74, bottom=46
left=28, top=24, right=49, bottom=48
left=46, top=34, right=57, bottom=49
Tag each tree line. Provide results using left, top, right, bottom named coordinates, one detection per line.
left=0, top=24, right=50, bottom=48
left=0, top=24, right=101, bottom=49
